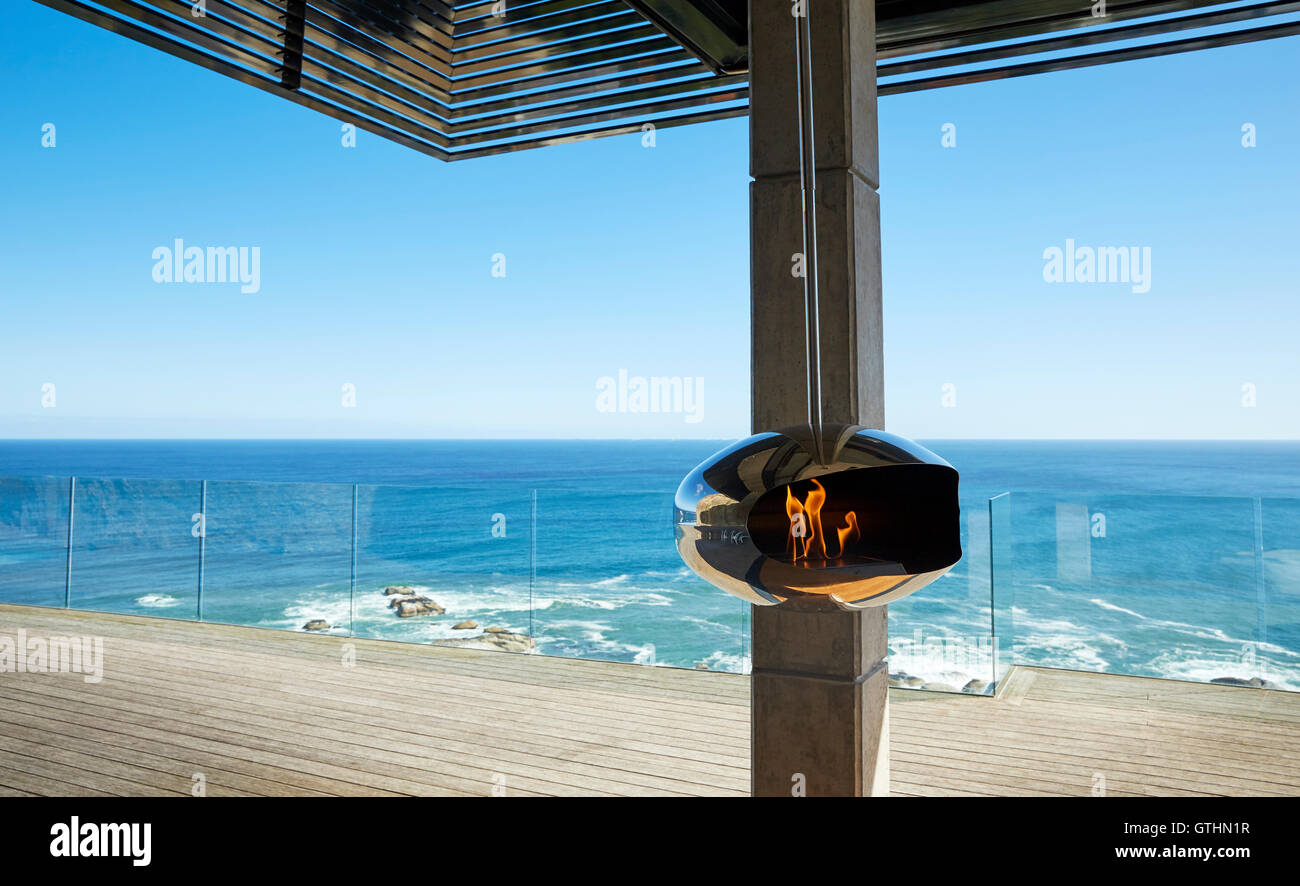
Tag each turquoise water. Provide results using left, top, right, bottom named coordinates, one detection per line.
left=0, top=439, right=1297, bottom=690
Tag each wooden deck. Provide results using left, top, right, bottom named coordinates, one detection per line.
left=0, top=603, right=1297, bottom=797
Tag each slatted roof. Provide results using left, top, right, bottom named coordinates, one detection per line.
left=34, top=0, right=1300, bottom=160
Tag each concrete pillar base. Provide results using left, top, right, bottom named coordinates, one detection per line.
left=751, top=605, right=889, bottom=797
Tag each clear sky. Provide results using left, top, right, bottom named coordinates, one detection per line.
left=1, top=3, right=1297, bottom=439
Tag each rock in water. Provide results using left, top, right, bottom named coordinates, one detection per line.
left=920, top=682, right=958, bottom=692
left=1211, top=676, right=1267, bottom=688
left=391, top=596, right=445, bottom=618
left=480, top=631, right=532, bottom=652
left=383, top=585, right=417, bottom=596
left=302, top=619, right=330, bottom=632
left=433, top=632, right=534, bottom=653
left=452, top=620, right=478, bottom=630
left=963, top=679, right=989, bottom=694
left=483, top=626, right=508, bottom=634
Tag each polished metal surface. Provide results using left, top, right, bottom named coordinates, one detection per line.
left=31, top=0, right=1300, bottom=160
left=674, top=424, right=962, bottom=611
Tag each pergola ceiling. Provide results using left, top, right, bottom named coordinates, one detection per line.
left=34, top=0, right=1300, bottom=160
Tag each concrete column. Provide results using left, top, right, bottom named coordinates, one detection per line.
left=749, top=0, right=888, bottom=797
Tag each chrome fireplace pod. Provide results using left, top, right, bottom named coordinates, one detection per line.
left=673, top=7, right=961, bottom=610
left=674, top=424, right=961, bottom=611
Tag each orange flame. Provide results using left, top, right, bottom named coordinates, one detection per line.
left=836, top=511, right=860, bottom=556
left=785, top=479, right=858, bottom=563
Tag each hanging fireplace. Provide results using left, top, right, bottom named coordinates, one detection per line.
left=674, top=423, right=961, bottom=610
left=674, top=5, right=960, bottom=611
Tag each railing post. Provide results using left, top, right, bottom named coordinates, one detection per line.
left=1254, top=497, right=1266, bottom=646
left=989, top=495, right=998, bottom=645
left=64, top=476, right=75, bottom=608
left=989, top=492, right=1012, bottom=686
left=528, top=489, right=537, bottom=645
left=197, top=479, right=207, bottom=621
left=740, top=598, right=749, bottom=674
left=350, top=484, right=358, bottom=637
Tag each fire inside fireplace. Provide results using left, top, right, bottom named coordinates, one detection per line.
left=779, top=479, right=858, bottom=564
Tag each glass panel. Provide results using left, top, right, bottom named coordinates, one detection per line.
left=202, top=481, right=352, bottom=633
left=14, top=467, right=1288, bottom=693
left=990, top=491, right=1013, bottom=686
left=69, top=477, right=201, bottom=617
left=353, top=484, right=532, bottom=648
left=1260, top=498, right=1300, bottom=691
left=886, top=490, right=998, bottom=694
left=0, top=476, right=71, bottom=608
left=535, top=487, right=748, bottom=672
left=1004, top=492, right=1260, bottom=687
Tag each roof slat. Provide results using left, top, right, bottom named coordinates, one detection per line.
left=32, top=0, right=1300, bottom=160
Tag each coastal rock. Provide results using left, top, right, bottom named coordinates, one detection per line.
left=1211, top=676, right=1270, bottom=688
left=695, top=663, right=709, bottom=670
left=452, top=620, right=478, bottom=630
left=483, top=626, right=509, bottom=634
left=901, top=676, right=925, bottom=688
left=920, top=682, right=958, bottom=692
left=390, top=595, right=445, bottom=618
left=433, top=631, right=534, bottom=653
left=480, top=631, right=533, bottom=652
left=963, top=679, right=990, bottom=694
left=383, top=585, right=417, bottom=596
left=302, top=619, right=330, bottom=632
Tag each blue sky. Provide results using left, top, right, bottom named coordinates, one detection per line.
left=1, top=3, right=1297, bottom=439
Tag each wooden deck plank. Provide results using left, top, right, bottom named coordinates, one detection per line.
left=97, top=637, right=752, bottom=751
left=1, top=603, right=1297, bottom=797
left=891, top=705, right=1300, bottom=783
left=0, top=680, right=736, bottom=796
left=7, top=636, right=750, bottom=790
left=0, top=708, right=339, bottom=797
left=3, top=606, right=750, bottom=706
left=0, top=761, right=114, bottom=797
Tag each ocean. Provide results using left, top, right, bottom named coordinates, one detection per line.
left=1, top=439, right=1297, bottom=691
